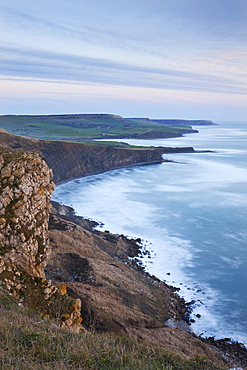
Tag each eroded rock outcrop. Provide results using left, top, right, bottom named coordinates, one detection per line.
left=0, top=150, right=53, bottom=276
left=0, top=148, right=82, bottom=332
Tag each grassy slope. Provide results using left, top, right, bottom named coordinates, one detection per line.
left=0, top=285, right=224, bottom=370
left=0, top=114, right=195, bottom=143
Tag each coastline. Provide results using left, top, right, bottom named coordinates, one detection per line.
left=49, top=200, right=247, bottom=368
left=50, top=148, right=245, bottom=343
left=1, top=128, right=247, bottom=367
left=51, top=142, right=247, bottom=367
left=54, top=147, right=214, bottom=185
left=55, top=157, right=165, bottom=186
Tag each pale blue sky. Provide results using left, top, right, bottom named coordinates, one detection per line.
left=1, top=0, right=247, bottom=121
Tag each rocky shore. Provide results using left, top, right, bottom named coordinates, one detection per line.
left=48, top=201, right=247, bottom=369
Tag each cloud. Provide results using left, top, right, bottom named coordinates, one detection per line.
left=1, top=46, right=247, bottom=96
left=1, top=0, right=247, bottom=118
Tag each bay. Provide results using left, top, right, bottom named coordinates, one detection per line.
left=52, top=122, right=247, bottom=346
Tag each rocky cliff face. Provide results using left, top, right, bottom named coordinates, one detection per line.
left=0, top=148, right=82, bottom=332
left=40, top=140, right=164, bottom=184
left=0, top=149, right=54, bottom=276
left=0, top=130, right=165, bottom=184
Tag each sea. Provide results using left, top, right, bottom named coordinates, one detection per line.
left=52, top=122, right=247, bottom=346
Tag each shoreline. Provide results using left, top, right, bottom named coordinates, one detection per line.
left=50, top=200, right=193, bottom=323
left=55, top=157, right=165, bottom=186
left=50, top=200, right=247, bottom=367
left=55, top=147, right=215, bottom=186
left=49, top=142, right=246, bottom=352
left=54, top=146, right=202, bottom=186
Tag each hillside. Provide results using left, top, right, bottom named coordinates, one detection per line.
left=0, top=114, right=199, bottom=142
left=0, top=290, right=229, bottom=369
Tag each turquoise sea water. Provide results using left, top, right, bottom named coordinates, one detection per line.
left=53, top=122, right=247, bottom=346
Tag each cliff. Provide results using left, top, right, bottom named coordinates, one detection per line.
left=0, top=147, right=82, bottom=332
left=0, top=130, right=175, bottom=184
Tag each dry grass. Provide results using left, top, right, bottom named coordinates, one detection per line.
left=0, top=291, right=224, bottom=370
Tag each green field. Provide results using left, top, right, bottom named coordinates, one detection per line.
left=0, top=114, right=197, bottom=145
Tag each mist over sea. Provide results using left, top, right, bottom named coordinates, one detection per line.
left=53, top=122, right=247, bottom=346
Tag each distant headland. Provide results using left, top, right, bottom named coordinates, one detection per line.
left=0, top=114, right=216, bottom=142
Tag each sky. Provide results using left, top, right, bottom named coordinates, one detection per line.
left=1, top=0, right=247, bottom=121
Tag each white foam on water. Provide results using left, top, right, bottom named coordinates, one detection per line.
left=163, top=154, right=247, bottom=187
left=215, top=191, right=247, bottom=207
left=154, top=184, right=193, bottom=192
left=223, top=230, right=247, bottom=243
left=54, top=171, right=158, bottom=235
left=140, top=242, right=247, bottom=346
left=219, top=256, right=243, bottom=269
left=142, top=240, right=247, bottom=346
left=189, top=298, right=247, bottom=346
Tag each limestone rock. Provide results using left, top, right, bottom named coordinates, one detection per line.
left=0, top=148, right=82, bottom=332
left=0, top=150, right=54, bottom=276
